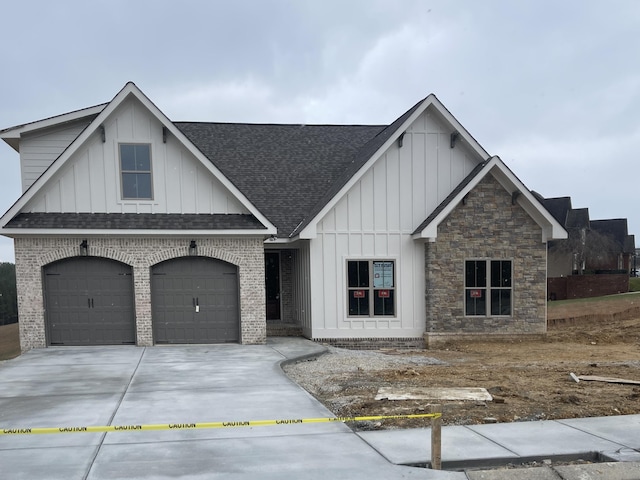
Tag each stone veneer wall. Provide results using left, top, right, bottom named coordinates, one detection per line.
left=425, top=175, right=547, bottom=342
left=14, top=236, right=266, bottom=350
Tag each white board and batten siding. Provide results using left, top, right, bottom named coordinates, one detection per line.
left=23, top=97, right=248, bottom=216
left=19, top=119, right=93, bottom=193
left=309, top=107, right=482, bottom=339
left=290, top=242, right=313, bottom=337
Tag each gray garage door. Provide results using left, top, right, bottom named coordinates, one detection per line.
left=43, top=257, right=135, bottom=346
left=151, top=257, right=239, bottom=344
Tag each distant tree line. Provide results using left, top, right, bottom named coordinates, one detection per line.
left=0, top=263, right=18, bottom=325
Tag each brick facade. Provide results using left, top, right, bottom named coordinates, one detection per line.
left=548, top=274, right=629, bottom=300
left=425, top=175, right=547, bottom=345
left=313, top=337, right=425, bottom=350
left=14, top=236, right=266, bottom=350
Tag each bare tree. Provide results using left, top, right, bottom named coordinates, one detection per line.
left=549, top=228, right=621, bottom=274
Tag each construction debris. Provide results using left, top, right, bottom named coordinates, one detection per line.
left=576, top=375, right=640, bottom=386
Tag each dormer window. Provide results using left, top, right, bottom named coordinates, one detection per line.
left=120, top=144, right=153, bottom=200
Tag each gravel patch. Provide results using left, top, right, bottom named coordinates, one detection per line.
left=286, top=346, right=446, bottom=373
left=283, top=346, right=447, bottom=396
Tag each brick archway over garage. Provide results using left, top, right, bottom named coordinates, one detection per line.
left=14, top=236, right=266, bottom=351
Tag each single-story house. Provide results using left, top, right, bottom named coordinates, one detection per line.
left=0, top=82, right=566, bottom=351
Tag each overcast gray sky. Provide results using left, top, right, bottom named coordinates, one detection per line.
left=1, top=0, right=639, bottom=262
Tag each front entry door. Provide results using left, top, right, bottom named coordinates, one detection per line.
left=265, top=252, right=281, bottom=320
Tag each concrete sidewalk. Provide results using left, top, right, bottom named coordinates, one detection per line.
left=0, top=337, right=638, bottom=479
left=359, top=416, right=640, bottom=478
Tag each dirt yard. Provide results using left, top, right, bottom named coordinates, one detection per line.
left=285, top=293, right=640, bottom=430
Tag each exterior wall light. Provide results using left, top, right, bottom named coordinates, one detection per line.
left=80, top=239, right=89, bottom=256
left=189, top=240, right=197, bottom=256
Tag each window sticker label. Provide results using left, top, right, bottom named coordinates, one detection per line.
left=470, top=289, right=483, bottom=298
left=373, top=262, right=393, bottom=288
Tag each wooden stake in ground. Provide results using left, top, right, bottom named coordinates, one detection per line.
left=430, top=404, right=442, bottom=470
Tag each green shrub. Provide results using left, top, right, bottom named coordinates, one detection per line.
left=630, top=277, right=640, bottom=292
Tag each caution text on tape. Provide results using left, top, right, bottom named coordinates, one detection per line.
left=1, top=413, right=441, bottom=435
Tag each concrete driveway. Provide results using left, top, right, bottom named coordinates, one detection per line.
left=0, top=338, right=448, bottom=480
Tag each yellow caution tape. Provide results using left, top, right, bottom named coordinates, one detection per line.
left=0, top=413, right=441, bottom=435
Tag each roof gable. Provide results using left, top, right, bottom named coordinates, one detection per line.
left=0, top=82, right=276, bottom=234
left=542, top=197, right=572, bottom=226
left=412, top=157, right=567, bottom=243
left=590, top=218, right=629, bottom=249
left=566, top=208, right=590, bottom=229
left=296, top=94, right=492, bottom=239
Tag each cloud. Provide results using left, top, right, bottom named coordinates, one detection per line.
left=496, top=126, right=640, bottom=231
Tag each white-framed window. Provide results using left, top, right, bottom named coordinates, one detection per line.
left=347, top=260, right=396, bottom=317
left=465, top=259, right=512, bottom=316
left=120, top=144, right=153, bottom=200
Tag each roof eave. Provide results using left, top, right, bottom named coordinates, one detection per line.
left=0, top=228, right=273, bottom=237
left=0, top=103, right=108, bottom=152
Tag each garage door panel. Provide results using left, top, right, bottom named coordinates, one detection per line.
left=152, top=257, right=239, bottom=344
left=44, top=257, right=136, bottom=346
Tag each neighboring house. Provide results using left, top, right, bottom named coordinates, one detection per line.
left=538, top=194, right=636, bottom=300
left=0, top=82, right=566, bottom=351
left=539, top=195, right=636, bottom=276
left=590, top=219, right=636, bottom=273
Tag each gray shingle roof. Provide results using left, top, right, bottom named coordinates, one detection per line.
left=590, top=218, right=629, bottom=250
left=7, top=97, right=427, bottom=235
left=175, top=122, right=386, bottom=237
left=625, top=234, right=636, bottom=254
left=542, top=197, right=572, bottom=226
left=289, top=98, right=425, bottom=237
left=566, top=208, right=590, bottom=229
left=5, top=213, right=265, bottom=230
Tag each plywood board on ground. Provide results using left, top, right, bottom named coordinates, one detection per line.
left=375, top=387, right=493, bottom=401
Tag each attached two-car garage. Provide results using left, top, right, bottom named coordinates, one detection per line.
left=43, top=256, right=240, bottom=346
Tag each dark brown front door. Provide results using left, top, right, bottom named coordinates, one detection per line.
left=265, top=252, right=280, bottom=320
